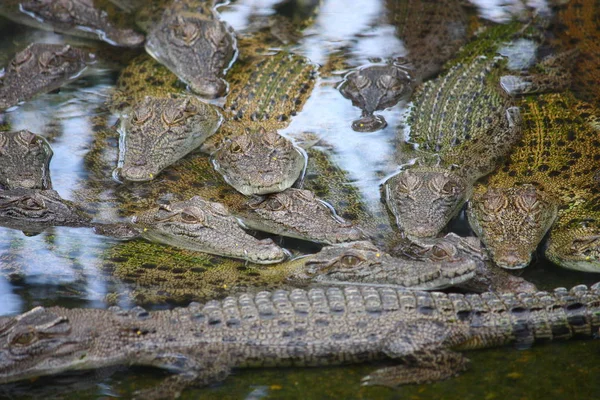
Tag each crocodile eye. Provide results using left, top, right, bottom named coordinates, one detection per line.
left=22, top=197, right=45, bottom=210
left=441, top=180, right=460, bottom=196
left=132, top=107, right=153, bottom=125
left=430, top=243, right=457, bottom=260
left=162, top=109, right=186, bottom=126
left=352, top=74, right=370, bottom=90
left=394, top=171, right=421, bottom=193
left=11, top=331, right=37, bottom=346
left=377, top=75, right=399, bottom=90
left=180, top=212, right=199, bottom=223
left=265, top=198, right=284, bottom=211
left=230, top=141, right=243, bottom=153
left=482, top=191, right=507, bottom=212
left=340, top=254, right=362, bottom=267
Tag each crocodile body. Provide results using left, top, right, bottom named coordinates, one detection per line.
left=0, top=43, right=94, bottom=111
left=385, top=53, right=521, bottom=238
left=0, top=0, right=144, bottom=47
left=1, top=283, right=598, bottom=398
left=553, top=0, right=600, bottom=107
left=145, top=0, right=237, bottom=98
left=545, top=193, right=600, bottom=273
left=338, top=0, right=468, bottom=131
left=467, top=92, right=600, bottom=270
left=0, top=130, right=53, bottom=190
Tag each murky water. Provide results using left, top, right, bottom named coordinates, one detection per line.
left=1, top=0, right=600, bottom=399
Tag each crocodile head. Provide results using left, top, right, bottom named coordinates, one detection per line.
left=384, top=167, right=471, bottom=237
left=295, top=239, right=478, bottom=290
left=0, top=43, right=93, bottom=110
left=240, top=188, right=364, bottom=244
left=118, top=96, right=221, bottom=182
left=131, top=196, right=288, bottom=264
left=0, top=306, right=96, bottom=384
left=212, top=128, right=306, bottom=195
left=0, top=189, right=91, bottom=232
left=467, top=184, right=559, bottom=269
left=0, top=130, right=53, bottom=190
left=145, top=3, right=236, bottom=98
left=546, top=214, right=600, bottom=273
left=20, top=0, right=144, bottom=46
left=339, top=65, right=412, bottom=132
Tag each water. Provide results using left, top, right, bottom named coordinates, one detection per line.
left=1, top=0, right=600, bottom=398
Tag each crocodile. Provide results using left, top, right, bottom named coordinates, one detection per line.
left=383, top=20, right=573, bottom=239
left=0, top=43, right=95, bottom=111
left=0, top=130, right=53, bottom=190
left=552, top=0, right=600, bottom=107
left=0, top=0, right=145, bottom=47
left=128, top=196, right=288, bottom=265
left=545, top=193, right=600, bottom=273
left=0, top=189, right=91, bottom=233
left=0, top=283, right=598, bottom=398
left=144, top=0, right=237, bottom=98
left=467, top=92, right=600, bottom=270
left=237, top=188, right=364, bottom=244
left=338, top=0, right=468, bottom=132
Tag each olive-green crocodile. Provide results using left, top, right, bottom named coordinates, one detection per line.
left=1, top=283, right=598, bottom=398
left=552, top=0, right=600, bottom=107
left=467, top=92, right=600, bottom=270
left=545, top=192, right=600, bottom=272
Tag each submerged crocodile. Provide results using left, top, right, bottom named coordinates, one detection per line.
left=1, top=283, right=598, bottom=398
left=0, top=130, right=53, bottom=190
left=0, top=43, right=95, bottom=110
left=467, top=92, right=600, bottom=270
left=338, top=0, right=468, bottom=131
left=0, top=0, right=145, bottom=47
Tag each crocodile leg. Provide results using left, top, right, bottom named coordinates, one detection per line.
left=362, top=319, right=471, bottom=387
left=134, top=352, right=232, bottom=400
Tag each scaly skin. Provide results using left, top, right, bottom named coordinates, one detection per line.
left=338, top=0, right=468, bottom=132
left=211, top=128, right=306, bottom=195
left=145, top=0, right=236, bottom=98
left=0, top=189, right=91, bottom=233
left=0, top=43, right=94, bottom=110
left=130, top=196, right=288, bottom=265
left=0, top=130, right=53, bottom=190
left=552, top=0, right=600, bottom=107
left=385, top=54, right=521, bottom=238
left=117, top=96, right=222, bottom=182
left=545, top=194, right=600, bottom=273
left=1, top=283, right=598, bottom=398
left=205, top=51, right=316, bottom=195
left=238, top=188, right=365, bottom=244
left=467, top=92, right=600, bottom=270
left=0, top=0, right=144, bottom=47
left=110, top=55, right=222, bottom=183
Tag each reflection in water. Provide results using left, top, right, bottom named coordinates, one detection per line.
left=0, top=275, right=22, bottom=316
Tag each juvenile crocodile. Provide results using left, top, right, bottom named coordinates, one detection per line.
left=1, top=283, right=598, bottom=398
left=129, top=196, right=288, bottom=265
left=144, top=0, right=237, bottom=98
left=552, top=0, right=600, bottom=106
left=545, top=193, right=600, bottom=273
left=338, top=0, right=468, bottom=131
left=0, top=43, right=95, bottom=110
left=384, top=54, right=521, bottom=238
left=467, top=92, right=600, bottom=270
left=109, top=54, right=222, bottom=182
left=0, top=189, right=91, bottom=233
left=0, top=0, right=145, bottom=47
left=383, top=20, right=572, bottom=239
left=0, top=130, right=53, bottom=190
